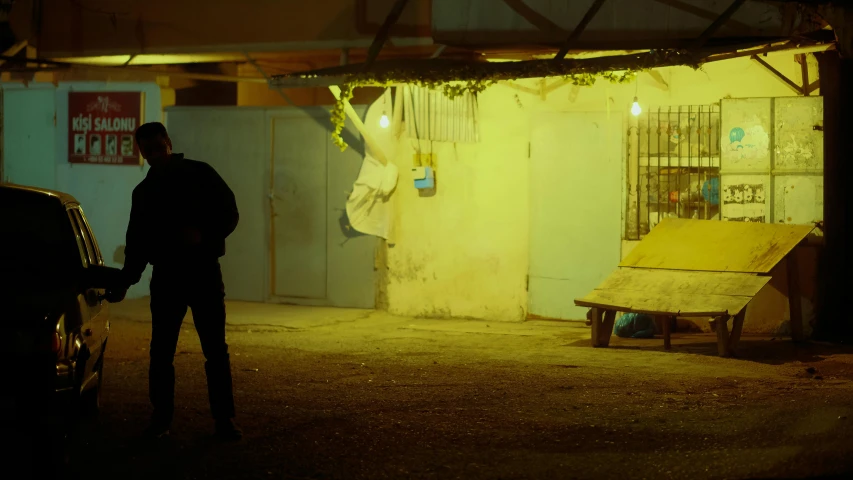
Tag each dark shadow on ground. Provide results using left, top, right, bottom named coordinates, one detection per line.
left=565, top=333, right=853, bottom=368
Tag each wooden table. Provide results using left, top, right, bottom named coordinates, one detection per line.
left=575, top=219, right=815, bottom=357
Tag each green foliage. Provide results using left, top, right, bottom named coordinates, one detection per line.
left=328, top=49, right=695, bottom=150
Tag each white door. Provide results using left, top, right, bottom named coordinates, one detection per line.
left=528, top=112, right=622, bottom=320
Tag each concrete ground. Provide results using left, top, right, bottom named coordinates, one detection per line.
left=62, top=300, right=853, bottom=479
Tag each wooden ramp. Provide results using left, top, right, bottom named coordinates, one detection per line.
left=576, top=268, right=771, bottom=318
left=619, top=218, right=815, bottom=274
left=576, top=219, right=815, bottom=357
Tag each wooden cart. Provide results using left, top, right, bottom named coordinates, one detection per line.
left=575, top=219, right=815, bottom=357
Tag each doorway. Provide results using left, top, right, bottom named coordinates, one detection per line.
left=528, top=111, right=623, bottom=320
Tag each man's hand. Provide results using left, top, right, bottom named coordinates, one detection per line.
left=104, top=288, right=128, bottom=303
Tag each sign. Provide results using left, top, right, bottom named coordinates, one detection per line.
left=68, top=92, right=143, bottom=165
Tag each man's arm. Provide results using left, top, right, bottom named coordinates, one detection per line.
left=121, top=188, right=149, bottom=287
left=201, top=163, right=239, bottom=239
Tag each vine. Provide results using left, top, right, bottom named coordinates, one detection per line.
left=320, top=49, right=694, bottom=150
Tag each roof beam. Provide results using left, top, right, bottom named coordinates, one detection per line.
left=501, top=0, right=566, bottom=34
left=0, top=54, right=269, bottom=83
left=751, top=54, right=802, bottom=95
left=0, top=40, right=28, bottom=67
left=689, top=0, right=748, bottom=50
left=650, top=0, right=752, bottom=34
left=554, top=0, right=608, bottom=60
left=270, top=42, right=834, bottom=89
left=244, top=52, right=297, bottom=105
left=703, top=42, right=832, bottom=62
left=807, top=79, right=820, bottom=94
left=363, top=0, right=411, bottom=72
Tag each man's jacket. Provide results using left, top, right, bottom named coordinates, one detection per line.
left=122, top=154, right=239, bottom=286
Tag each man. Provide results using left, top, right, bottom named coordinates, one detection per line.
left=107, top=122, right=242, bottom=441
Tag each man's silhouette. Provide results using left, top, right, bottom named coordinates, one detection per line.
left=108, top=122, right=242, bottom=440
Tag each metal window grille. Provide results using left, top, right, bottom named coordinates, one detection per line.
left=625, top=105, right=721, bottom=240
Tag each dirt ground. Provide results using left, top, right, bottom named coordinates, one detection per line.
left=45, top=300, right=853, bottom=479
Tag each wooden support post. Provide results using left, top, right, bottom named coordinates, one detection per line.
left=660, top=315, right=672, bottom=350
left=814, top=51, right=853, bottom=341
left=728, top=308, right=746, bottom=356
left=787, top=250, right=805, bottom=342
left=807, top=79, right=820, bottom=94
left=752, top=55, right=803, bottom=95
left=798, top=54, right=810, bottom=96
left=544, top=78, right=572, bottom=95
left=500, top=81, right=540, bottom=96
left=714, top=315, right=731, bottom=357
left=591, top=308, right=615, bottom=347
left=590, top=308, right=604, bottom=347
left=600, top=310, right=616, bottom=347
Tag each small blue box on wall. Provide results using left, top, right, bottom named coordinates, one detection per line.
left=412, top=166, right=435, bottom=189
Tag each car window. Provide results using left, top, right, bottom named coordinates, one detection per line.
left=69, top=208, right=98, bottom=267
left=67, top=210, right=89, bottom=268
left=77, top=208, right=104, bottom=265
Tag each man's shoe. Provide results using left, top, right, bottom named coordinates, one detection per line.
left=215, top=419, right=243, bottom=441
left=142, top=419, right=171, bottom=439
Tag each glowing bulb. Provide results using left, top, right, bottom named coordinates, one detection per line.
left=379, top=113, right=390, bottom=128
left=631, top=97, right=642, bottom=116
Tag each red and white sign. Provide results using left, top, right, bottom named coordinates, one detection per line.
left=68, top=92, right=142, bottom=165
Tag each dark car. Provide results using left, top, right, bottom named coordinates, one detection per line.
left=0, top=184, right=121, bottom=457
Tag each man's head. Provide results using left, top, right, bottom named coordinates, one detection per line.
left=135, top=122, right=172, bottom=167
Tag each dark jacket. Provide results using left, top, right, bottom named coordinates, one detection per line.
left=122, top=154, right=239, bottom=286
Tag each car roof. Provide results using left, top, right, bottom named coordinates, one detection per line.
left=0, top=183, right=80, bottom=206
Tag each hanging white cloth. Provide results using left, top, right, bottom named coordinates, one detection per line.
left=346, top=154, right=398, bottom=241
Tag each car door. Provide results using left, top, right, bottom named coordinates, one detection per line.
left=75, top=208, right=110, bottom=349
left=67, top=207, right=106, bottom=382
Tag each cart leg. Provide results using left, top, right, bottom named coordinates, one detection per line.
left=598, top=310, right=617, bottom=347
left=591, top=308, right=617, bottom=348
left=714, top=314, right=732, bottom=357
left=727, top=308, right=747, bottom=357
left=590, top=308, right=605, bottom=347
left=660, top=315, right=672, bottom=350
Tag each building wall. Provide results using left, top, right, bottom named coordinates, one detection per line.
left=363, top=52, right=819, bottom=328
left=2, top=81, right=162, bottom=299
left=381, top=95, right=530, bottom=320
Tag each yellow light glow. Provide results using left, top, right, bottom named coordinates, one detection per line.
left=379, top=114, right=390, bottom=129
left=52, top=53, right=248, bottom=66
left=631, top=97, right=642, bottom=116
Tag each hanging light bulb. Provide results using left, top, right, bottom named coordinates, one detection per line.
left=379, top=90, right=391, bottom=128
left=631, top=96, right=642, bottom=116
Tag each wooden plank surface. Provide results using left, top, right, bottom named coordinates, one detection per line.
left=575, top=289, right=753, bottom=317
left=596, top=268, right=770, bottom=297
left=619, top=218, right=814, bottom=273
